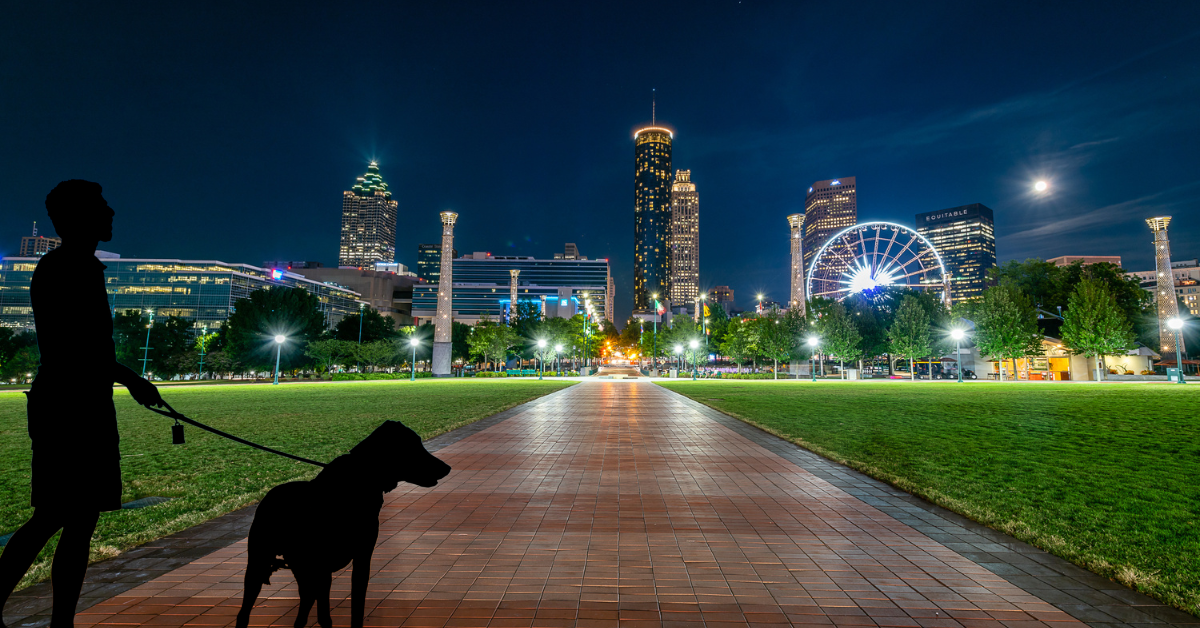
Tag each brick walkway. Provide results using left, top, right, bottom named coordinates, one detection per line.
left=21, top=382, right=1189, bottom=627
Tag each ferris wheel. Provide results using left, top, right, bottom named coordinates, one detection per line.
left=806, top=222, right=951, bottom=305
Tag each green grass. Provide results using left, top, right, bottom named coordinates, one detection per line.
left=658, top=380, right=1200, bottom=616
left=0, top=379, right=571, bottom=589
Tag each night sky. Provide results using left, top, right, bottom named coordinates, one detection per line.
left=3, top=2, right=1198, bottom=322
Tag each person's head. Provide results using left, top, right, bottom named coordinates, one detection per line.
left=45, top=180, right=113, bottom=243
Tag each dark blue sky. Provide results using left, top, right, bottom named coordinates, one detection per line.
left=3, top=2, right=1198, bottom=321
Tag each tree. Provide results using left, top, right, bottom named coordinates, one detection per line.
left=147, top=316, right=196, bottom=379
left=756, top=309, right=793, bottom=379
left=974, top=285, right=1043, bottom=381
left=225, top=287, right=326, bottom=372
left=0, top=329, right=38, bottom=382
left=1061, top=277, right=1137, bottom=381
left=844, top=295, right=888, bottom=371
left=354, top=339, right=397, bottom=372
left=451, top=321, right=473, bottom=363
left=720, top=318, right=759, bottom=373
left=469, top=316, right=518, bottom=371
left=331, top=307, right=397, bottom=343
left=889, top=295, right=931, bottom=381
left=305, top=339, right=355, bottom=376
left=820, top=302, right=863, bottom=378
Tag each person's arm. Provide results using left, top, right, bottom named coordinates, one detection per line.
left=114, top=362, right=165, bottom=407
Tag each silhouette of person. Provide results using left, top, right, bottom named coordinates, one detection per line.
left=0, top=180, right=164, bottom=628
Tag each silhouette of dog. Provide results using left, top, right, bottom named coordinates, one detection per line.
left=235, top=421, right=451, bottom=628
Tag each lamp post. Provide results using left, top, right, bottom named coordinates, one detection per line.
left=140, top=309, right=154, bottom=376
left=651, top=292, right=659, bottom=375
left=554, top=344, right=562, bottom=376
left=1168, top=317, right=1186, bottom=384
left=807, top=336, right=819, bottom=382
left=198, top=325, right=207, bottom=381
left=273, top=335, right=286, bottom=385
left=537, top=339, right=546, bottom=380
left=690, top=339, right=700, bottom=380
left=951, top=329, right=965, bottom=383
left=410, top=337, right=420, bottom=381
left=757, top=293, right=763, bottom=314
left=674, top=344, right=682, bottom=376
left=356, top=303, right=365, bottom=372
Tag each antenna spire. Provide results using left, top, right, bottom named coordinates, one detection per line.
left=652, top=89, right=656, bottom=125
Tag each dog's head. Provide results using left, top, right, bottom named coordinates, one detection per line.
left=349, top=421, right=451, bottom=491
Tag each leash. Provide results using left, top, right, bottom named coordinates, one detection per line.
left=145, top=402, right=327, bottom=468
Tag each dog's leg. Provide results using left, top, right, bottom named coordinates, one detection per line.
left=293, top=571, right=316, bottom=628
left=236, top=549, right=270, bottom=628
left=313, top=571, right=334, bottom=628
left=350, top=549, right=373, bottom=628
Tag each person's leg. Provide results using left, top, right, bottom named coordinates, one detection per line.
left=48, top=510, right=99, bottom=628
left=0, top=508, right=67, bottom=626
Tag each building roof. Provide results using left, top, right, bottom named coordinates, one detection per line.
left=349, top=161, right=391, bottom=199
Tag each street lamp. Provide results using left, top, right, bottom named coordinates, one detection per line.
left=537, top=339, right=546, bottom=379
left=806, top=336, right=819, bottom=382
left=554, top=343, right=563, bottom=376
left=674, top=344, right=683, bottom=375
left=1168, top=317, right=1186, bottom=384
left=950, top=328, right=965, bottom=383
left=651, top=292, right=659, bottom=374
left=357, top=303, right=365, bottom=372
left=409, top=337, right=420, bottom=381
left=140, top=309, right=154, bottom=376
left=689, top=339, right=700, bottom=380
left=198, top=325, right=207, bottom=381
left=757, top=293, right=763, bottom=314
left=273, top=334, right=286, bottom=385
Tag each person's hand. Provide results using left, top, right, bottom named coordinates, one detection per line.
left=129, top=377, right=164, bottom=408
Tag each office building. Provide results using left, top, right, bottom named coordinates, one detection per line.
left=339, top=161, right=398, bottom=268
left=553, top=243, right=584, bottom=260
left=802, top=178, right=857, bottom=278
left=669, top=169, right=699, bottom=306
left=1047, top=255, right=1122, bottom=268
left=416, top=243, right=456, bottom=284
left=412, top=253, right=612, bottom=325
left=293, top=266, right=420, bottom=326
left=915, top=203, right=997, bottom=303
left=634, top=124, right=673, bottom=311
left=19, top=222, right=60, bottom=257
left=263, top=260, right=324, bottom=270
left=0, top=256, right=362, bottom=332
left=708, top=285, right=735, bottom=316
left=1131, top=258, right=1200, bottom=317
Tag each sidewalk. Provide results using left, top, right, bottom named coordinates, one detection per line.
left=8, top=380, right=1192, bottom=628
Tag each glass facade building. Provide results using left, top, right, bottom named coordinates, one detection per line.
left=412, top=255, right=611, bottom=324
left=339, top=162, right=398, bottom=268
left=803, top=177, right=858, bottom=279
left=915, top=203, right=997, bottom=302
left=416, top=243, right=456, bottom=284
left=669, top=169, right=699, bottom=306
left=634, top=126, right=673, bottom=311
left=0, top=257, right=363, bottom=332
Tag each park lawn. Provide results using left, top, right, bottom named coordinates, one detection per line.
left=0, top=379, right=572, bottom=589
left=659, top=380, right=1200, bottom=616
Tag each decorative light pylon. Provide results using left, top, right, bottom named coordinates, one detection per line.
left=1147, top=216, right=1184, bottom=354
left=432, top=211, right=458, bottom=376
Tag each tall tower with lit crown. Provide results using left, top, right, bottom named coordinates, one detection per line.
left=788, top=213, right=806, bottom=315
left=1147, top=216, right=1183, bottom=354
left=339, top=161, right=398, bottom=268
left=634, top=115, right=673, bottom=311
left=432, top=211, right=458, bottom=376
left=668, top=170, right=699, bottom=306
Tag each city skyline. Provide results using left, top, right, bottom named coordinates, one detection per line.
left=2, top=3, right=1198, bottom=320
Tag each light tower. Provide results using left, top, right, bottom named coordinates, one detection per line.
left=432, top=211, right=458, bottom=376
left=1147, top=216, right=1184, bottom=354
left=787, top=213, right=806, bottom=316
left=509, top=269, right=520, bottom=324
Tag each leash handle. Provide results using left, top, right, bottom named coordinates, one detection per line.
left=145, top=402, right=327, bottom=468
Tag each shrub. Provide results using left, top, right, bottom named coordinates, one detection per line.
left=473, top=371, right=507, bottom=378
left=721, top=373, right=777, bottom=380
left=331, top=372, right=433, bottom=381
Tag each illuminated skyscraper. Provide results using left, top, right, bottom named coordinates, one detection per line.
left=669, top=170, right=699, bottom=306
left=416, top=243, right=456, bottom=283
left=339, top=161, right=398, bottom=268
left=916, top=203, right=997, bottom=302
left=634, top=125, right=672, bottom=311
left=802, top=177, right=857, bottom=279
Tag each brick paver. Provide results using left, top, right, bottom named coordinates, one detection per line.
left=23, top=382, right=1154, bottom=627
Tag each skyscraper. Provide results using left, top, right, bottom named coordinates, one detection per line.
left=915, top=203, right=997, bottom=303
left=19, top=222, right=60, bottom=257
left=417, top=243, right=457, bottom=283
left=802, top=177, right=857, bottom=278
left=634, top=125, right=672, bottom=311
left=669, top=169, right=699, bottom=306
left=339, top=161, right=398, bottom=268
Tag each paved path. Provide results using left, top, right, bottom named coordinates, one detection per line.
left=13, top=381, right=1195, bottom=628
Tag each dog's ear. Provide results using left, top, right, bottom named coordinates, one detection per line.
left=350, top=421, right=420, bottom=458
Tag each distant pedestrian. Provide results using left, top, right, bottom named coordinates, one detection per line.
left=0, top=180, right=164, bottom=628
